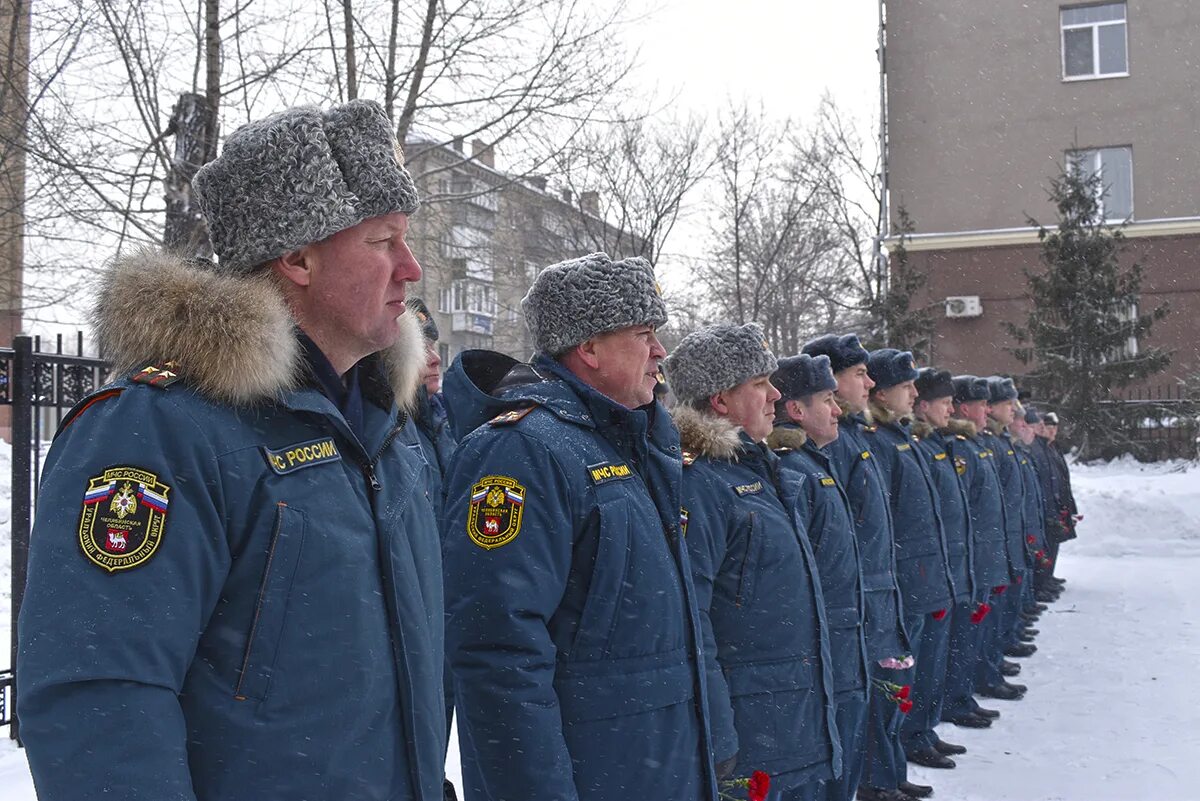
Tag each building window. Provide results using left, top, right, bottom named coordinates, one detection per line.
left=1068, top=146, right=1133, bottom=222
left=438, top=279, right=496, bottom=316
left=1061, top=3, right=1128, bottom=80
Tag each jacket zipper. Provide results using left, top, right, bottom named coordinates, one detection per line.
left=361, top=414, right=408, bottom=493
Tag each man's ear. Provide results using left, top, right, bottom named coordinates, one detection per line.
left=273, top=246, right=314, bottom=288
left=708, top=391, right=729, bottom=416
left=574, top=337, right=602, bottom=371
left=785, top=398, right=805, bottom=422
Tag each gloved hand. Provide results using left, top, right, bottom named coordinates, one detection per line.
left=716, top=753, right=738, bottom=781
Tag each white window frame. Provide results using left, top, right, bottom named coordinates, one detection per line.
left=1061, top=3, right=1129, bottom=81
left=1067, top=146, right=1134, bottom=223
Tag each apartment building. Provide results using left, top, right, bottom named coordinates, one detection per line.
left=403, top=137, right=643, bottom=364
left=882, top=0, right=1200, bottom=381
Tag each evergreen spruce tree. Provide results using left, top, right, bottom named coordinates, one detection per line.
left=1007, top=160, right=1170, bottom=459
left=865, top=207, right=936, bottom=361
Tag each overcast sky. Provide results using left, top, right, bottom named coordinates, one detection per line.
left=624, top=0, right=880, bottom=129
left=616, top=0, right=881, bottom=289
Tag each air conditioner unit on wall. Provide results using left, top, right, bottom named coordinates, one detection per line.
left=945, top=296, right=983, bottom=318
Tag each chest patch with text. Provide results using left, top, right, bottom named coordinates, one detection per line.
left=262, top=438, right=341, bottom=475
left=733, top=481, right=764, bottom=496
left=588, top=461, right=633, bottom=485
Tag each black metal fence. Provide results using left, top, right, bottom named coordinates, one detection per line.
left=2, top=334, right=110, bottom=742
left=1094, top=383, right=1200, bottom=462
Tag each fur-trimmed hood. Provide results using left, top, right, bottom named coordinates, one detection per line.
left=93, top=249, right=424, bottom=410
left=867, top=399, right=909, bottom=427
left=911, top=419, right=935, bottom=440
left=671, top=404, right=742, bottom=461
left=766, top=425, right=808, bottom=452
left=944, top=418, right=978, bottom=438
left=836, top=396, right=872, bottom=424
left=985, top=417, right=1008, bottom=436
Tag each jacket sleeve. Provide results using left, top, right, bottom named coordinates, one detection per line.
left=16, top=389, right=229, bottom=801
left=441, top=428, right=581, bottom=801
left=680, top=468, right=738, bottom=765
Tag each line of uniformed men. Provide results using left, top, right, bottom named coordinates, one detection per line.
left=421, top=255, right=1078, bottom=801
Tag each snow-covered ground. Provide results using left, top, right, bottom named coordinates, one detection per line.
left=3, top=457, right=1200, bottom=799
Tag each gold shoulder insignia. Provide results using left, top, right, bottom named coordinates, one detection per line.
left=682, top=450, right=698, bottom=467
left=130, top=361, right=182, bottom=389
left=860, top=450, right=872, bottom=460
left=489, top=406, right=535, bottom=426
left=864, top=425, right=878, bottom=433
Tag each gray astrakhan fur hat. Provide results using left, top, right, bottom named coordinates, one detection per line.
left=193, top=99, right=420, bottom=273
left=522, top=252, right=667, bottom=356
left=663, top=323, right=777, bottom=405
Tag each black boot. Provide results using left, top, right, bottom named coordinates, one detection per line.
left=899, top=780, right=934, bottom=798
left=1001, top=659, right=1022, bottom=676
left=1020, top=626, right=1040, bottom=637
left=1005, top=642, right=1037, bottom=657
left=857, top=787, right=920, bottom=801
left=973, top=705, right=1001, bottom=719
left=944, top=710, right=992, bottom=728
left=907, top=746, right=956, bottom=769
left=978, top=682, right=1022, bottom=700
left=934, top=739, right=967, bottom=755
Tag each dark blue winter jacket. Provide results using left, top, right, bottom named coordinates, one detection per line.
left=1031, top=436, right=1073, bottom=544
left=676, top=409, right=840, bottom=790
left=441, top=351, right=717, bottom=801
left=1015, top=441, right=1048, bottom=562
left=17, top=251, right=445, bottom=801
left=980, top=425, right=1027, bottom=579
left=411, top=387, right=457, bottom=514
left=770, top=424, right=870, bottom=702
left=865, top=405, right=955, bottom=615
left=943, top=420, right=1010, bottom=591
left=827, top=411, right=909, bottom=660
left=912, top=422, right=976, bottom=605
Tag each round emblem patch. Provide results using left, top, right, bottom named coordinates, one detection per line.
left=467, top=475, right=526, bottom=550
left=78, top=465, right=170, bottom=572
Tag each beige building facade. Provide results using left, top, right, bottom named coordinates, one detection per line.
left=884, top=0, right=1200, bottom=380
left=403, top=138, right=643, bottom=366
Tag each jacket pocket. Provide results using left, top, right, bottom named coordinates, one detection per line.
left=825, top=606, right=867, bottom=693
left=555, top=649, right=694, bottom=724
left=725, top=657, right=826, bottom=766
left=734, top=512, right=763, bottom=608
left=573, top=495, right=634, bottom=656
left=235, top=503, right=307, bottom=702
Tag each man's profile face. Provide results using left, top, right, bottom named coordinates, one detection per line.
left=794, top=390, right=840, bottom=447
left=715, top=375, right=781, bottom=442
left=587, top=325, right=667, bottom=408
left=956, top=399, right=988, bottom=428
left=303, top=211, right=422, bottom=361
left=917, top=395, right=953, bottom=429
left=421, top=341, right=442, bottom=395
left=874, top=380, right=918, bottom=417
left=834, top=363, right=873, bottom=414
left=989, top=399, right=1016, bottom=426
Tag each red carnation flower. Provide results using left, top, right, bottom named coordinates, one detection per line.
left=970, top=602, right=991, bottom=624
left=899, top=698, right=914, bottom=714
left=993, top=585, right=1008, bottom=595
left=1026, top=535, right=1036, bottom=544
left=931, top=609, right=948, bottom=621
left=896, top=684, right=911, bottom=700
left=748, top=770, right=771, bottom=801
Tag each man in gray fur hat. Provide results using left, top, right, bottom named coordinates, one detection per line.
left=18, top=99, right=445, bottom=801
left=440, top=253, right=718, bottom=801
